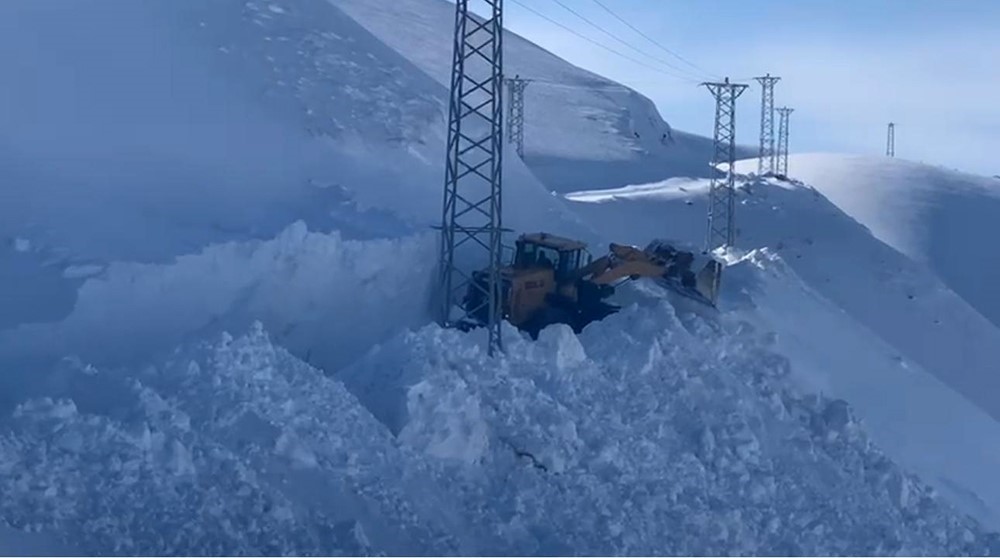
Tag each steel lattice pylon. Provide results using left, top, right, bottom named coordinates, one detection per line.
left=754, top=74, right=781, bottom=176
left=438, top=0, right=505, bottom=355
left=886, top=122, right=895, bottom=157
left=776, top=107, right=794, bottom=176
left=703, top=78, right=749, bottom=254
left=506, top=76, right=530, bottom=159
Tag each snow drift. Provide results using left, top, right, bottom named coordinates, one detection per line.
left=2, top=0, right=1000, bottom=553
left=766, top=153, right=1000, bottom=329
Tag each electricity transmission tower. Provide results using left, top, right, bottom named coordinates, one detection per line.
left=506, top=76, right=531, bottom=158
left=438, top=0, right=505, bottom=355
left=754, top=74, right=781, bottom=176
left=703, top=77, right=749, bottom=254
left=776, top=107, right=794, bottom=176
left=886, top=122, right=896, bottom=157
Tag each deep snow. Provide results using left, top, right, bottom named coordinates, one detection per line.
left=0, top=0, right=588, bottom=328
left=1, top=0, right=1000, bottom=554
left=565, top=173, right=1000, bottom=528
left=3, top=318, right=998, bottom=555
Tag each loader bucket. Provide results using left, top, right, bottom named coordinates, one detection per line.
left=645, top=239, right=721, bottom=307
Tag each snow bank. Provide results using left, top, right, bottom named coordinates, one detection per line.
left=0, top=222, right=437, bottom=381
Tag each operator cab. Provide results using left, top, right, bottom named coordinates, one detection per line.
left=513, top=232, right=591, bottom=281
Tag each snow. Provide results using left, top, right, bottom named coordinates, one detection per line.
left=3, top=320, right=997, bottom=555
left=0, top=524, right=70, bottom=556
left=11, top=239, right=31, bottom=253
left=1, top=0, right=1000, bottom=553
left=330, top=0, right=752, bottom=193
left=565, top=174, right=1000, bottom=528
left=730, top=248, right=1000, bottom=529
left=60, top=264, right=104, bottom=280
left=747, top=153, right=1000, bottom=329
left=0, top=326, right=474, bottom=555
left=0, top=222, right=439, bottom=409
left=0, top=0, right=588, bottom=328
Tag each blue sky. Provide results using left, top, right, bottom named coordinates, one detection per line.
left=496, top=0, right=1000, bottom=176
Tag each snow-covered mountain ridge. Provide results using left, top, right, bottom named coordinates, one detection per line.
left=764, top=153, right=1000, bottom=329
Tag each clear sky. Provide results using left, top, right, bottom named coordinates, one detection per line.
left=495, top=0, right=1000, bottom=176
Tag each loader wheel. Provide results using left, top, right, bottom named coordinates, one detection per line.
left=576, top=302, right=619, bottom=333
left=524, top=306, right=574, bottom=340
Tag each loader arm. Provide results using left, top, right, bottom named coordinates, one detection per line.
left=573, top=243, right=670, bottom=286
left=575, top=242, right=721, bottom=305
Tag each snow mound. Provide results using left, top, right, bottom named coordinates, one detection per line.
left=3, top=317, right=996, bottom=555
left=343, top=305, right=997, bottom=555
left=0, top=324, right=479, bottom=556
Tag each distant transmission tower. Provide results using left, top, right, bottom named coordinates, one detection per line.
left=754, top=74, right=781, bottom=176
left=886, top=122, right=896, bottom=157
left=776, top=107, right=794, bottom=176
left=506, top=76, right=531, bottom=158
left=703, top=77, right=749, bottom=253
left=438, top=0, right=505, bottom=355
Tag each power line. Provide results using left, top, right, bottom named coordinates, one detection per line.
left=546, top=0, right=706, bottom=81
left=589, top=0, right=720, bottom=80
left=525, top=77, right=630, bottom=91
left=508, top=0, right=699, bottom=83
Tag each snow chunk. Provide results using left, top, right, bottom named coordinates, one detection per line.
left=400, top=379, right=489, bottom=465
left=12, top=237, right=31, bottom=253
left=535, top=324, right=587, bottom=370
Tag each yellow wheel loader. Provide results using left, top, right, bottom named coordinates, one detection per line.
left=463, top=232, right=722, bottom=338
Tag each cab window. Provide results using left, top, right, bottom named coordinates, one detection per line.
left=556, top=249, right=582, bottom=278
left=516, top=242, right=559, bottom=269
left=515, top=241, right=537, bottom=266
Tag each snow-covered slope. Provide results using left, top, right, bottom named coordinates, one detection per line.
left=3, top=0, right=1000, bottom=553
left=750, top=153, right=1000, bottom=329
left=565, top=174, right=1000, bottom=528
left=331, top=0, right=737, bottom=193
left=0, top=0, right=586, bottom=343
